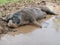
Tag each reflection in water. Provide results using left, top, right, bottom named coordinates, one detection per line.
left=0, top=16, right=60, bottom=45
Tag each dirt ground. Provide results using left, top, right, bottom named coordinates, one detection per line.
left=0, top=0, right=60, bottom=16
left=0, top=0, right=60, bottom=35
left=0, top=1, right=60, bottom=45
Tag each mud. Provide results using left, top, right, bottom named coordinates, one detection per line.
left=0, top=16, right=60, bottom=45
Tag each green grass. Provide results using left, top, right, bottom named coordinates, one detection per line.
left=0, top=0, right=19, bottom=5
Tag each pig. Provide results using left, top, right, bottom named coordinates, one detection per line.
left=3, top=7, right=47, bottom=28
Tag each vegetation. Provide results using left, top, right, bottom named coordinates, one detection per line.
left=0, top=0, right=60, bottom=5
left=0, top=0, right=19, bottom=5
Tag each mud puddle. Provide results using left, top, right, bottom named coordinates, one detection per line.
left=0, top=16, right=60, bottom=45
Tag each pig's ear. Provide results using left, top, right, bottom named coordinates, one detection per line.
left=40, top=1, right=46, bottom=5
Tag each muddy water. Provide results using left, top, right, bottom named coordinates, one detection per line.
left=0, top=16, right=60, bottom=45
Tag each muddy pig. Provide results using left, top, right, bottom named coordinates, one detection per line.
left=40, top=1, right=60, bottom=15
left=3, top=7, right=46, bottom=28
